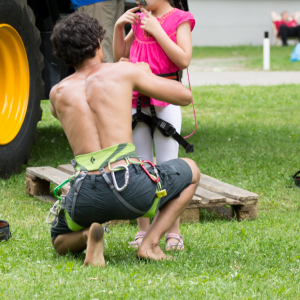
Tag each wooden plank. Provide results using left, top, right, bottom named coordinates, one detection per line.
left=225, top=198, right=243, bottom=205
left=58, top=164, right=74, bottom=175
left=199, top=174, right=258, bottom=201
left=226, top=198, right=258, bottom=206
left=231, top=204, right=258, bottom=221
left=195, top=186, right=226, bottom=203
left=188, top=201, right=226, bottom=208
left=26, top=176, right=50, bottom=196
left=26, top=172, right=37, bottom=180
left=190, top=195, right=202, bottom=204
left=26, top=167, right=71, bottom=192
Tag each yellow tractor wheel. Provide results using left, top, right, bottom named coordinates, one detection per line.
left=0, top=0, right=43, bottom=178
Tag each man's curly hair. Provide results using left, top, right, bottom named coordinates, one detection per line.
left=51, top=13, right=106, bottom=67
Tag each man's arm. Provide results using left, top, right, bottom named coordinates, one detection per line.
left=49, top=84, right=58, bottom=119
left=130, top=63, right=192, bottom=106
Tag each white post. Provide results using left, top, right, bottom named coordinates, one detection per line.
left=263, top=31, right=270, bottom=70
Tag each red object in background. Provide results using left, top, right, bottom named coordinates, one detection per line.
left=274, top=19, right=298, bottom=32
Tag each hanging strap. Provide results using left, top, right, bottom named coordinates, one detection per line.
left=132, top=96, right=152, bottom=130
left=99, top=168, right=147, bottom=215
left=151, top=117, right=194, bottom=153
left=71, top=172, right=88, bottom=221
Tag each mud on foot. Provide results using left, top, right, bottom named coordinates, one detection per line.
left=84, top=223, right=105, bottom=267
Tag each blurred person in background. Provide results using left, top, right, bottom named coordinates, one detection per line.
left=272, top=11, right=300, bottom=46
left=71, top=0, right=124, bottom=61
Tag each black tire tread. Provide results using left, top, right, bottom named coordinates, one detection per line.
left=0, top=0, right=44, bottom=176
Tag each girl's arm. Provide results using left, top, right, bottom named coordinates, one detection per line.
left=140, top=8, right=192, bottom=69
left=130, top=62, right=192, bottom=106
left=113, top=7, right=140, bottom=61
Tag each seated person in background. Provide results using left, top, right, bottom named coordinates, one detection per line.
left=49, top=13, right=200, bottom=267
left=271, top=11, right=300, bottom=46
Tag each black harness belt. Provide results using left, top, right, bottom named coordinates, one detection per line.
left=132, top=71, right=194, bottom=154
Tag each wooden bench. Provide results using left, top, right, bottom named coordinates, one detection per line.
left=26, top=164, right=258, bottom=223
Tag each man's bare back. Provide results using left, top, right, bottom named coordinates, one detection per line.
left=50, top=57, right=191, bottom=157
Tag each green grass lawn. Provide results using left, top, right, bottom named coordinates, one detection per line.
left=192, top=45, right=300, bottom=71
left=1, top=85, right=300, bottom=299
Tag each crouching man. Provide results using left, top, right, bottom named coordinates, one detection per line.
left=49, top=12, right=200, bottom=267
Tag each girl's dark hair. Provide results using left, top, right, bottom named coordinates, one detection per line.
left=51, top=12, right=106, bottom=67
left=172, top=0, right=185, bottom=10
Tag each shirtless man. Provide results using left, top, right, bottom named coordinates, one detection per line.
left=49, top=12, right=200, bottom=267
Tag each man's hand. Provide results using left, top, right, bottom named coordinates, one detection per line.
left=115, top=7, right=141, bottom=28
left=135, top=62, right=152, bottom=74
left=140, top=8, right=163, bottom=37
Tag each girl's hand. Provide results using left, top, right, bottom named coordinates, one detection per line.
left=115, top=7, right=141, bottom=28
left=140, top=8, right=163, bottom=37
left=119, top=57, right=130, bottom=62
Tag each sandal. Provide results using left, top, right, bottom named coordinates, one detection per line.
left=165, top=233, right=184, bottom=251
left=128, top=231, right=146, bottom=249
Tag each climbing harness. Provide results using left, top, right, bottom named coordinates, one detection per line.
left=46, top=144, right=167, bottom=231
left=132, top=69, right=197, bottom=153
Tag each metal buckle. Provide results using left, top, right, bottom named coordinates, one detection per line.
left=110, top=165, right=129, bottom=192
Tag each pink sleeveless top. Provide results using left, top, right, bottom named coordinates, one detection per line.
left=130, top=8, right=195, bottom=107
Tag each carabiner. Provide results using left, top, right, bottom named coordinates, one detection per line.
left=140, top=160, right=160, bottom=183
left=110, top=165, right=129, bottom=192
left=53, top=178, right=70, bottom=200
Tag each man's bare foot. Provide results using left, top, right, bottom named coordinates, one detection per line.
left=136, top=244, right=167, bottom=261
left=84, top=223, right=105, bottom=267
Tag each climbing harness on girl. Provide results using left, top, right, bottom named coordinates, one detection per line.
left=132, top=69, right=197, bottom=153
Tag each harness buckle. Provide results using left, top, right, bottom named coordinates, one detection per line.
left=156, top=189, right=167, bottom=198
left=158, top=120, right=176, bottom=136
left=59, top=195, right=66, bottom=216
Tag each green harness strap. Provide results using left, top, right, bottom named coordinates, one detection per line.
left=65, top=209, right=84, bottom=231
left=74, top=143, right=138, bottom=172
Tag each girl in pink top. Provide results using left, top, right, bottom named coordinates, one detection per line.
left=113, top=0, right=195, bottom=251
